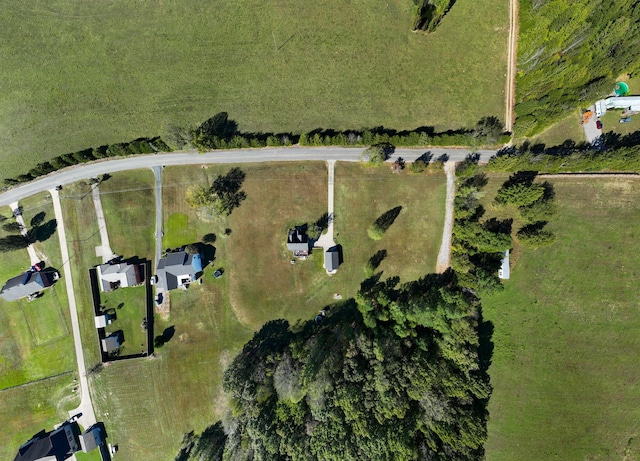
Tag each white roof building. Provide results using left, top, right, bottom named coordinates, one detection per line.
left=594, top=96, right=640, bottom=117
left=498, top=250, right=510, bottom=280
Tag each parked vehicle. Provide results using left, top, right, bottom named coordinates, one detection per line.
left=596, top=120, right=602, bottom=129
left=620, top=117, right=632, bottom=123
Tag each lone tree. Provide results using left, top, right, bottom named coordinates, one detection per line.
left=360, top=144, right=392, bottom=166
left=186, top=167, right=247, bottom=217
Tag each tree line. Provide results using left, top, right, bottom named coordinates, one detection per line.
left=4, top=113, right=508, bottom=188
left=487, top=140, right=640, bottom=173
left=514, top=0, right=640, bottom=136
left=4, top=137, right=170, bottom=186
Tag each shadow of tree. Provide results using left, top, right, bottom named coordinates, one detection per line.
left=30, top=211, right=46, bottom=227
left=373, top=206, right=402, bottom=233
left=367, top=249, right=387, bottom=272
left=31, top=219, right=57, bottom=242
left=154, top=326, right=176, bottom=348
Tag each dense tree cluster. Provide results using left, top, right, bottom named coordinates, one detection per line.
left=451, top=160, right=511, bottom=295
left=216, top=268, right=489, bottom=461
left=495, top=172, right=558, bottom=248
left=514, top=0, right=640, bottom=136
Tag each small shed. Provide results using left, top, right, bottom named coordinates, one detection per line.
left=498, top=250, right=510, bottom=279
left=324, top=250, right=340, bottom=273
left=94, top=314, right=111, bottom=329
left=101, top=334, right=121, bottom=353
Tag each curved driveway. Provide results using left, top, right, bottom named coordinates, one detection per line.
left=0, top=147, right=497, bottom=207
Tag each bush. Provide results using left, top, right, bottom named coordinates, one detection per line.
left=409, top=160, right=427, bottom=173
left=367, top=224, right=385, bottom=241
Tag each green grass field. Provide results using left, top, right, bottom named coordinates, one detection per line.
left=529, top=110, right=585, bottom=146
left=99, top=170, right=156, bottom=261
left=76, top=161, right=447, bottom=459
left=0, top=0, right=508, bottom=181
left=0, top=194, right=75, bottom=389
left=102, top=286, right=148, bottom=356
left=482, top=176, right=640, bottom=460
left=0, top=374, right=80, bottom=460
left=60, top=181, right=105, bottom=369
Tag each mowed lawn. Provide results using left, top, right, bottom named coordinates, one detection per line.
left=0, top=374, right=80, bottom=460
left=49, top=168, right=249, bottom=460
left=484, top=177, right=640, bottom=460
left=0, top=196, right=77, bottom=459
left=0, top=0, right=508, bottom=181
left=335, top=162, right=447, bottom=284
left=99, top=170, right=156, bottom=261
left=42, top=162, right=447, bottom=460
left=0, top=194, right=75, bottom=388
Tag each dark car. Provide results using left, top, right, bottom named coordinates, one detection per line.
left=596, top=120, right=603, bottom=130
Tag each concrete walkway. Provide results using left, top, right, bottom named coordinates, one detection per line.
left=50, top=188, right=97, bottom=431
left=435, top=162, right=456, bottom=273
left=91, top=185, right=115, bottom=263
left=10, top=201, right=41, bottom=266
left=314, top=160, right=337, bottom=272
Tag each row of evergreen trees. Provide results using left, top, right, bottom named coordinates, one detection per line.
left=4, top=137, right=169, bottom=185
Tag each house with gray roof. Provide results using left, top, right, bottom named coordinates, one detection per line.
left=96, top=262, right=143, bottom=292
left=101, top=333, right=121, bottom=353
left=287, top=228, right=309, bottom=257
left=78, top=425, right=103, bottom=453
left=156, top=250, right=203, bottom=291
left=13, top=421, right=80, bottom=461
left=0, top=270, right=57, bottom=302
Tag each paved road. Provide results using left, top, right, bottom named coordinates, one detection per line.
left=436, top=162, right=456, bottom=272
left=0, top=148, right=497, bottom=207
left=50, top=189, right=97, bottom=431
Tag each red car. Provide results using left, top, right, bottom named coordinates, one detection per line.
left=596, top=120, right=602, bottom=130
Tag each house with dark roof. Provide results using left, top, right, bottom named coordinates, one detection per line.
left=0, top=270, right=57, bottom=302
left=287, top=228, right=309, bottom=257
left=156, top=250, right=203, bottom=291
left=13, top=421, right=80, bottom=461
left=96, top=262, right=143, bottom=292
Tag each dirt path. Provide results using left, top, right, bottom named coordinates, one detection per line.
left=50, top=188, right=97, bottom=431
left=436, top=162, right=456, bottom=273
left=505, top=0, right=518, bottom=133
